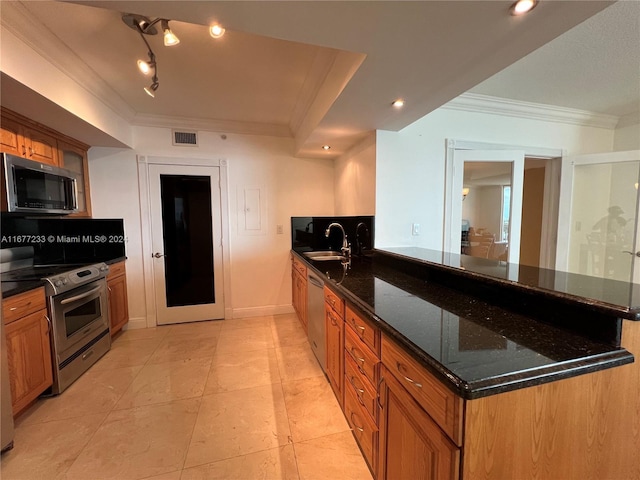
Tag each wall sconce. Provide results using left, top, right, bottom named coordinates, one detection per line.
left=462, top=187, right=470, bottom=200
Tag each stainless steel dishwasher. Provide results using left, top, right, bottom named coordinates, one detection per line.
left=306, top=271, right=326, bottom=372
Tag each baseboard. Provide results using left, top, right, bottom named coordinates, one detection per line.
left=122, top=316, right=148, bottom=330
left=232, top=304, right=295, bottom=319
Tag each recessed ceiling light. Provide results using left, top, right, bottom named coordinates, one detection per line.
left=510, top=0, right=538, bottom=15
left=322, top=145, right=331, bottom=150
left=392, top=99, right=405, bottom=107
left=210, top=24, right=226, bottom=38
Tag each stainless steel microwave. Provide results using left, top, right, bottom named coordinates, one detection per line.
left=2, top=153, right=79, bottom=215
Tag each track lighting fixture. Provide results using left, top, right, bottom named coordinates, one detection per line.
left=123, top=13, right=181, bottom=97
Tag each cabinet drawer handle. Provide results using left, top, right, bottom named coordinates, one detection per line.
left=350, top=412, right=364, bottom=432
left=328, top=312, right=338, bottom=326
left=327, top=297, right=336, bottom=308
left=356, top=324, right=366, bottom=332
left=348, top=375, right=365, bottom=394
left=9, top=300, right=31, bottom=311
left=397, top=361, right=422, bottom=388
left=351, top=347, right=365, bottom=364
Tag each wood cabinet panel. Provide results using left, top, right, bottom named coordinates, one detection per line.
left=344, top=380, right=378, bottom=475
left=382, top=335, right=463, bottom=446
left=1, top=116, right=25, bottom=156
left=324, top=287, right=344, bottom=317
left=345, top=351, right=378, bottom=424
left=325, top=302, right=344, bottom=406
left=345, top=305, right=380, bottom=356
left=378, top=365, right=460, bottom=480
left=292, top=256, right=307, bottom=277
left=107, top=261, right=129, bottom=336
left=345, top=326, right=379, bottom=387
left=21, top=126, right=59, bottom=166
left=2, top=287, right=46, bottom=325
left=5, top=308, right=53, bottom=416
left=58, top=139, right=92, bottom=217
left=291, top=261, right=307, bottom=332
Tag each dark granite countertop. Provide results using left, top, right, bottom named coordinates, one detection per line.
left=293, top=250, right=634, bottom=400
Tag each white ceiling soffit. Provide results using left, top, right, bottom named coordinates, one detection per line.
left=4, top=0, right=618, bottom=157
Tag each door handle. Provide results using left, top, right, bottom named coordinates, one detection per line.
left=152, top=252, right=165, bottom=258
left=622, top=251, right=640, bottom=257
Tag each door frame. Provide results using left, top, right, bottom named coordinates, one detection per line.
left=137, top=155, right=232, bottom=327
left=444, top=139, right=564, bottom=268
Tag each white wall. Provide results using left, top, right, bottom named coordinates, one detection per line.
left=614, top=122, right=640, bottom=151
left=87, top=148, right=145, bottom=328
left=376, top=107, right=616, bottom=250
left=334, top=132, right=376, bottom=215
left=88, top=127, right=335, bottom=325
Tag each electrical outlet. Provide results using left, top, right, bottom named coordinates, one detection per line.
left=276, top=224, right=284, bottom=234
left=412, top=223, right=420, bottom=236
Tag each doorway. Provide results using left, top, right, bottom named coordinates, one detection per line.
left=139, top=157, right=230, bottom=327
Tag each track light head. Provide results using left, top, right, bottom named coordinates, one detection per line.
left=161, top=19, right=180, bottom=46
left=144, top=82, right=159, bottom=98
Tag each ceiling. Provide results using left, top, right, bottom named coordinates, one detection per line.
left=1, top=0, right=635, bottom=158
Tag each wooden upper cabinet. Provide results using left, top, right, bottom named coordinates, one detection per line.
left=21, top=126, right=59, bottom=166
left=58, top=139, right=92, bottom=217
left=1, top=115, right=26, bottom=156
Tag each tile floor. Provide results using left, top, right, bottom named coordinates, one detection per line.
left=1, top=314, right=373, bottom=480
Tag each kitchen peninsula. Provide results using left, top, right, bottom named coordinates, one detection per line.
left=292, top=245, right=640, bottom=479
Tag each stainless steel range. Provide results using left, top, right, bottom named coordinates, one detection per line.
left=1, top=249, right=111, bottom=394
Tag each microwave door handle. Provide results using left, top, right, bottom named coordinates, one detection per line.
left=73, top=179, right=79, bottom=210
left=59, top=285, right=102, bottom=305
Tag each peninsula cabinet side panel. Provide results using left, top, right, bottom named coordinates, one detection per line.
left=463, top=341, right=640, bottom=480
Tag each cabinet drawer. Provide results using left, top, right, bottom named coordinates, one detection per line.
left=292, top=256, right=307, bottom=277
left=382, top=335, right=463, bottom=446
left=107, top=261, right=126, bottom=280
left=345, top=352, right=378, bottom=424
left=345, top=305, right=380, bottom=356
left=324, top=286, right=344, bottom=318
left=345, top=326, right=379, bottom=386
left=344, top=381, right=378, bottom=474
left=3, top=287, right=47, bottom=325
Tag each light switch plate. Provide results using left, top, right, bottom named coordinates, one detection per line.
left=412, top=223, right=420, bottom=236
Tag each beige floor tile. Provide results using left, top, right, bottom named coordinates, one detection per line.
left=114, top=357, right=212, bottom=409
left=19, top=366, right=142, bottom=425
left=181, top=445, right=299, bottom=480
left=270, top=316, right=309, bottom=348
left=216, top=325, right=275, bottom=355
left=91, top=338, right=160, bottom=371
left=282, top=376, right=349, bottom=442
left=204, top=348, right=280, bottom=394
left=114, top=326, right=171, bottom=347
left=64, top=398, right=201, bottom=480
left=0, top=413, right=106, bottom=480
left=184, top=384, right=291, bottom=468
left=147, top=336, right=218, bottom=365
left=221, top=315, right=272, bottom=330
left=294, top=431, right=373, bottom=480
left=166, top=320, right=223, bottom=339
left=140, top=471, right=183, bottom=480
left=275, top=344, right=324, bottom=382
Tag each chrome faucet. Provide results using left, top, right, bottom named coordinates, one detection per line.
left=325, top=222, right=351, bottom=257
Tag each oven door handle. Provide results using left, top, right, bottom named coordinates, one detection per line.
left=59, top=285, right=103, bottom=305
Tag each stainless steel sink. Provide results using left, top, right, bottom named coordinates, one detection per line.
left=302, top=251, right=346, bottom=261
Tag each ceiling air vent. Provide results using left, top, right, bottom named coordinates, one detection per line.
left=172, top=130, right=198, bottom=146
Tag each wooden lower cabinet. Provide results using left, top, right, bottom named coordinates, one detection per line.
left=291, top=257, right=307, bottom=331
left=378, top=364, right=460, bottom=480
left=325, top=293, right=344, bottom=406
left=5, top=308, right=53, bottom=416
left=107, top=261, right=129, bottom=335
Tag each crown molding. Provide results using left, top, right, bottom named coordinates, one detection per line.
left=443, top=92, right=620, bottom=130
left=132, top=113, right=292, bottom=138
left=1, top=2, right=136, bottom=122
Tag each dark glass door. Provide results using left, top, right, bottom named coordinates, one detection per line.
left=160, top=175, right=215, bottom=307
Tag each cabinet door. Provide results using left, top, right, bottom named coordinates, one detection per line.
left=58, top=140, right=92, bottom=217
left=378, top=365, right=460, bottom=480
left=1, top=116, right=25, bottom=156
left=325, top=304, right=344, bottom=406
left=108, top=273, right=129, bottom=336
left=21, top=126, right=59, bottom=166
left=5, top=309, right=53, bottom=415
